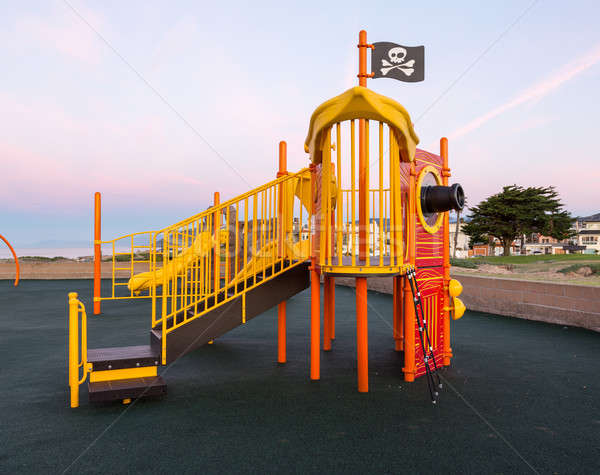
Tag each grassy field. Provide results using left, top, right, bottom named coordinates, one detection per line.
left=451, top=254, right=600, bottom=286
left=454, top=253, right=600, bottom=265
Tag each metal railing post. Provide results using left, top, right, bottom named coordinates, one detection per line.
left=68, top=292, right=80, bottom=408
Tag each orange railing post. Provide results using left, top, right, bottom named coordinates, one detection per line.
left=441, top=137, right=452, bottom=366
left=0, top=234, right=19, bottom=286
left=277, top=141, right=288, bottom=364
left=93, top=192, right=101, bottom=315
left=356, top=276, right=368, bottom=392
left=403, top=161, right=417, bottom=382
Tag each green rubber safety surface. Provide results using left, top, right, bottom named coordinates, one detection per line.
left=0, top=279, right=598, bottom=474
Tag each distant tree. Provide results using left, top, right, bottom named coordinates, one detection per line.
left=462, top=185, right=575, bottom=256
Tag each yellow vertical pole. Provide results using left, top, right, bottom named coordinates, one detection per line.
left=350, top=120, right=356, bottom=266
left=68, top=292, right=80, bottom=408
left=213, top=192, right=220, bottom=298
left=336, top=123, right=342, bottom=266
left=252, top=196, right=258, bottom=285
left=365, top=120, right=370, bottom=266
left=441, top=137, right=452, bottom=366
left=389, top=132, right=396, bottom=266
left=321, top=128, right=332, bottom=267
left=378, top=123, right=384, bottom=266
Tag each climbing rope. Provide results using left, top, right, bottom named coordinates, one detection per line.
left=406, top=265, right=442, bottom=403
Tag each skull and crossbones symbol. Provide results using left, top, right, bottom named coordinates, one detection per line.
left=381, top=47, right=415, bottom=76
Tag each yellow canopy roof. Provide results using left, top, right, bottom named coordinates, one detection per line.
left=304, top=86, right=419, bottom=164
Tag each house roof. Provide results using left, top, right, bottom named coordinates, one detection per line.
left=578, top=212, right=600, bottom=223
left=578, top=229, right=600, bottom=235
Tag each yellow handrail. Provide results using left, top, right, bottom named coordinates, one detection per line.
left=147, top=168, right=313, bottom=354
left=68, top=292, right=91, bottom=408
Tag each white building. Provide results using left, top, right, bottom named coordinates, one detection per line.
left=575, top=213, right=600, bottom=254
left=449, top=221, right=469, bottom=258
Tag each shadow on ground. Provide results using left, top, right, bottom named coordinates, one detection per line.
left=0, top=280, right=598, bottom=473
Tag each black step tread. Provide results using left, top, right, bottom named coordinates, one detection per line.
left=88, top=376, right=167, bottom=403
left=88, top=345, right=160, bottom=371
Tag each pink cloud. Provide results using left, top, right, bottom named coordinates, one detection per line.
left=449, top=43, right=600, bottom=140
left=14, top=4, right=104, bottom=65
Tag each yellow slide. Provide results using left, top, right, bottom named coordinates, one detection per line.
left=128, top=230, right=219, bottom=294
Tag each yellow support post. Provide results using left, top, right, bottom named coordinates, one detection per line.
left=68, top=292, right=80, bottom=408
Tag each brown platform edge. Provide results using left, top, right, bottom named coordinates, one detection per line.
left=88, top=345, right=160, bottom=371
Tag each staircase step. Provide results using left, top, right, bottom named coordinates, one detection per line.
left=88, top=345, right=160, bottom=371
left=88, top=376, right=167, bottom=403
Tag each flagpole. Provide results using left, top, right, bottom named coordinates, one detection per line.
left=356, top=29, right=373, bottom=393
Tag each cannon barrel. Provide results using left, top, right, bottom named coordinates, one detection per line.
left=421, top=183, right=464, bottom=215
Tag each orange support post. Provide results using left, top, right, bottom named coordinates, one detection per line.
left=277, top=141, right=288, bottom=364
left=393, top=275, right=403, bottom=351
left=213, top=191, right=220, bottom=295
left=310, top=261, right=320, bottom=380
left=441, top=137, right=452, bottom=366
left=309, top=163, right=320, bottom=380
left=403, top=162, right=417, bottom=382
left=93, top=192, right=101, bottom=315
left=356, top=276, right=368, bottom=392
left=329, top=274, right=336, bottom=341
left=278, top=302, right=286, bottom=363
left=323, top=275, right=335, bottom=351
left=0, top=234, right=19, bottom=287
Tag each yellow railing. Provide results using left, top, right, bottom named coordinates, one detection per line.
left=68, top=292, right=91, bottom=408
left=98, top=231, right=158, bottom=300
left=318, top=120, right=405, bottom=274
left=150, top=168, right=312, bottom=356
left=338, top=188, right=391, bottom=258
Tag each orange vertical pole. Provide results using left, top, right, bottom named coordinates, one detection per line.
left=329, top=273, right=335, bottom=340
left=357, top=30, right=372, bottom=262
left=309, top=163, right=320, bottom=380
left=93, top=192, right=101, bottom=315
left=403, top=161, right=417, bottom=382
left=356, top=276, right=368, bottom=392
left=213, top=191, right=220, bottom=295
left=393, top=276, right=403, bottom=351
left=277, top=141, right=288, bottom=364
left=441, top=137, right=452, bottom=366
left=323, top=275, right=334, bottom=351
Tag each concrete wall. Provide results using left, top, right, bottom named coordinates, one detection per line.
left=335, top=275, right=600, bottom=333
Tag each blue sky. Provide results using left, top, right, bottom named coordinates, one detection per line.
left=1, top=0, right=599, bottom=247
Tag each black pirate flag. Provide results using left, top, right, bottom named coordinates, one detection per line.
left=371, top=42, right=424, bottom=82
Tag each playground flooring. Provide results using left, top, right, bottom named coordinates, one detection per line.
left=1, top=280, right=598, bottom=474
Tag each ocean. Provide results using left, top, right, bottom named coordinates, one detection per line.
left=0, top=247, right=130, bottom=259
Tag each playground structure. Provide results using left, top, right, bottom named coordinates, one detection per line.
left=68, top=31, right=465, bottom=407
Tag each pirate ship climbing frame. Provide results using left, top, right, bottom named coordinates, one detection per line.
left=67, top=30, right=466, bottom=407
